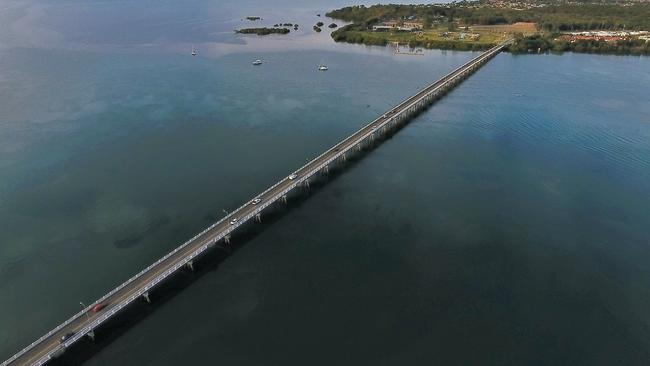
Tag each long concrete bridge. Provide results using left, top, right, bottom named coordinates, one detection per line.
left=3, top=41, right=510, bottom=366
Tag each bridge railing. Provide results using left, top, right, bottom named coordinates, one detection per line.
left=393, top=43, right=505, bottom=117
left=56, top=175, right=308, bottom=360
left=374, top=42, right=506, bottom=124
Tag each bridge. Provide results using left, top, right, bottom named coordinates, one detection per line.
left=3, top=41, right=510, bottom=366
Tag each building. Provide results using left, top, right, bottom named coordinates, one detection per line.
left=402, top=21, right=423, bottom=30
left=372, top=25, right=394, bottom=31
left=372, top=21, right=423, bottom=32
left=561, top=30, right=650, bottom=43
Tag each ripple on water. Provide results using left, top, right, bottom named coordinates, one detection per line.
left=0, top=254, right=26, bottom=280
left=112, top=214, right=171, bottom=249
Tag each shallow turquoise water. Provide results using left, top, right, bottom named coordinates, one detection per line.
left=1, top=1, right=650, bottom=365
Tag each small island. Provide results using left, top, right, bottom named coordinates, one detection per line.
left=236, top=27, right=290, bottom=36
left=273, top=22, right=299, bottom=29
left=245, top=16, right=261, bottom=21
left=328, top=23, right=338, bottom=29
left=326, top=1, right=650, bottom=55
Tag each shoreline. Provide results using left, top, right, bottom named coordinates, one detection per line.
left=326, top=3, right=650, bottom=56
left=329, top=33, right=650, bottom=56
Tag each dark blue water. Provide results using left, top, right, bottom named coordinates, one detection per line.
left=1, top=0, right=650, bottom=365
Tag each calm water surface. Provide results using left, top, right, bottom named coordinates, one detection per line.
left=1, top=0, right=649, bottom=365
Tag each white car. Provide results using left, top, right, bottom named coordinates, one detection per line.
left=252, top=198, right=261, bottom=205
left=288, top=173, right=298, bottom=180
left=60, top=332, right=75, bottom=344
left=229, top=218, right=238, bottom=225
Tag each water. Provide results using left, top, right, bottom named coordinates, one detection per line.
left=1, top=0, right=650, bottom=365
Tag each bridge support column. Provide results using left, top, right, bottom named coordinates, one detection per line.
left=323, top=165, right=329, bottom=174
left=143, top=292, right=151, bottom=303
left=87, top=330, right=95, bottom=341
left=282, top=195, right=288, bottom=204
left=186, top=260, right=194, bottom=271
left=304, top=179, right=310, bottom=189
left=255, top=213, right=262, bottom=223
left=224, top=235, right=231, bottom=245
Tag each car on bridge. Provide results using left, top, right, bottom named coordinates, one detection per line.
left=59, top=332, right=75, bottom=344
left=252, top=198, right=261, bottom=205
left=288, top=173, right=298, bottom=180
left=92, top=303, right=107, bottom=313
left=229, top=218, right=239, bottom=225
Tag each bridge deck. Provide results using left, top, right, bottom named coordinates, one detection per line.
left=3, top=41, right=509, bottom=366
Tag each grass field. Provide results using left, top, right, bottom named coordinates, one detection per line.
left=470, top=22, right=538, bottom=35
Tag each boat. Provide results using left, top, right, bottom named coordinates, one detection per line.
left=317, top=64, right=328, bottom=71
left=252, top=59, right=263, bottom=65
left=191, top=45, right=197, bottom=56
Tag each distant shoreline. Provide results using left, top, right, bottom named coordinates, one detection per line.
left=326, top=3, right=650, bottom=56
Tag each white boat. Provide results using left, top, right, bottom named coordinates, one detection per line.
left=191, top=45, right=197, bottom=56
left=252, top=59, right=263, bottom=65
left=318, top=64, right=328, bottom=71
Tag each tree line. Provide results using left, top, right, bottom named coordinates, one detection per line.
left=326, top=3, right=650, bottom=32
left=509, top=33, right=650, bottom=55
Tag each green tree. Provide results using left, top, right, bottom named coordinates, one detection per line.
left=422, top=15, right=433, bottom=29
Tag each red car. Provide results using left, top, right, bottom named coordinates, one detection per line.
left=92, top=303, right=107, bottom=313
